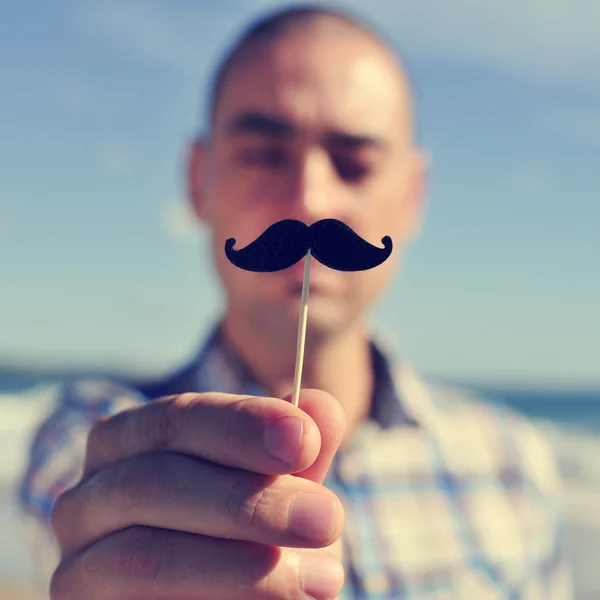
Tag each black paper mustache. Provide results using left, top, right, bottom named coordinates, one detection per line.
left=225, top=218, right=393, bottom=272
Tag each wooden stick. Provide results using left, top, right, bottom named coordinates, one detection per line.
left=291, top=249, right=311, bottom=407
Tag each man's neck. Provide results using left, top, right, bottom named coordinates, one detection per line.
left=221, top=311, right=374, bottom=442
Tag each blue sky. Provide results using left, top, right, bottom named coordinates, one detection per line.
left=1, top=0, right=599, bottom=386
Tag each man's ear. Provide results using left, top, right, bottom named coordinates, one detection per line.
left=186, top=136, right=209, bottom=222
left=402, top=148, right=430, bottom=241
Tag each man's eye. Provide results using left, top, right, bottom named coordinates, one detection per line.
left=333, top=157, right=369, bottom=182
left=239, top=147, right=288, bottom=168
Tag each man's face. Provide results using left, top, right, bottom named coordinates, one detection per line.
left=189, top=24, right=426, bottom=340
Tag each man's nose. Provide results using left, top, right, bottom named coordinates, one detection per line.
left=288, top=149, right=340, bottom=223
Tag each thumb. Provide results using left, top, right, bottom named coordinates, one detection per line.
left=284, top=389, right=346, bottom=483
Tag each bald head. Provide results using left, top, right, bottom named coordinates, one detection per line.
left=207, top=5, right=414, bottom=134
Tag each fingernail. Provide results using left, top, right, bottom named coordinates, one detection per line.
left=263, top=416, right=303, bottom=464
left=290, top=494, right=337, bottom=543
left=300, top=553, right=343, bottom=599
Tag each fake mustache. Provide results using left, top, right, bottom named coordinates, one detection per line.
left=225, top=218, right=393, bottom=272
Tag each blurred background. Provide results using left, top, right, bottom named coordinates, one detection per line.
left=1, top=0, right=598, bottom=598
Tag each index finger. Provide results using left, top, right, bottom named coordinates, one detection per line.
left=83, top=392, right=322, bottom=478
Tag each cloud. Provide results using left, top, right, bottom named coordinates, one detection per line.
left=95, top=139, right=138, bottom=178
left=161, top=200, right=200, bottom=239
left=73, top=0, right=600, bottom=95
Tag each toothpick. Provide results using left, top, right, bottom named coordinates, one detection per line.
left=291, top=249, right=311, bottom=407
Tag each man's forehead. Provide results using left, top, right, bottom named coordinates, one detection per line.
left=213, top=28, right=412, bottom=139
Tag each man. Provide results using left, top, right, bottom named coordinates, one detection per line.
left=19, top=5, right=572, bottom=599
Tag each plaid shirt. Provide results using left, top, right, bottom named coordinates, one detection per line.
left=18, top=323, right=573, bottom=599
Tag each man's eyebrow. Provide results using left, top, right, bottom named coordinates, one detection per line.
left=226, top=111, right=387, bottom=150
left=326, top=131, right=387, bottom=151
left=227, top=112, right=296, bottom=137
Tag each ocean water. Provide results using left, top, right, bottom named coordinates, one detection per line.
left=1, top=376, right=599, bottom=598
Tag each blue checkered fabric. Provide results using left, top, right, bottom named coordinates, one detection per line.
left=18, top=324, right=572, bottom=598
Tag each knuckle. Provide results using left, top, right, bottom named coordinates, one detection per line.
left=226, top=471, right=275, bottom=527
left=85, top=408, right=141, bottom=472
left=106, top=453, right=171, bottom=513
left=222, top=397, right=252, bottom=452
left=49, top=564, right=73, bottom=600
left=115, top=527, right=170, bottom=586
left=49, top=554, right=94, bottom=600
left=85, top=414, right=112, bottom=461
left=246, top=544, right=281, bottom=588
left=87, top=413, right=110, bottom=442
left=148, top=395, right=192, bottom=449
left=50, top=487, right=74, bottom=538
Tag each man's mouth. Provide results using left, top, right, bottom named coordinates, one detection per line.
left=275, top=257, right=339, bottom=297
left=286, top=256, right=327, bottom=280
left=287, top=280, right=323, bottom=295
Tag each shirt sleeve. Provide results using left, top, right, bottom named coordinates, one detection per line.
left=507, top=411, right=575, bottom=600
left=17, top=378, right=146, bottom=596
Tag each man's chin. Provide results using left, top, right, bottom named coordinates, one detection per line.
left=282, top=295, right=349, bottom=333
left=243, top=288, right=353, bottom=337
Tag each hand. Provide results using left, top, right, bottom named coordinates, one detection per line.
left=50, top=389, right=347, bottom=599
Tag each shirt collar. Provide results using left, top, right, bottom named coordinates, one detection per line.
left=195, top=321, right=420, bottom=429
